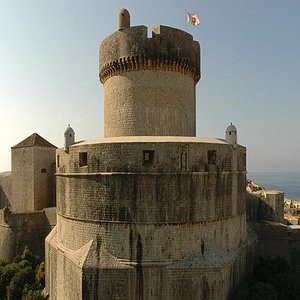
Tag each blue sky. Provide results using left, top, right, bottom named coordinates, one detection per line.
left=0, top=0, right=299, bottom=172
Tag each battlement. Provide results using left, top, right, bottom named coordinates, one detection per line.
left=99, top=25, right=200, bottom=83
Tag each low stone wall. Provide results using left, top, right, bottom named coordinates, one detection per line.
left=246, top=192, right=284, bottom=223
left=249, top=221, right=292, bottom=264
left=0, top=208, right=56, bottom=261
left=0, top=174, right=12, bottom=209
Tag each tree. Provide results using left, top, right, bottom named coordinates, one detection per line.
left=0, top=247, right=48, bottom=299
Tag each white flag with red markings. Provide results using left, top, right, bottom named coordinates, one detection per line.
left=186, top=13, right=200, bottom=26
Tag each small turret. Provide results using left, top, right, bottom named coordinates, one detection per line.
left=226, top=123, right=237, bottom=145
left=64, top=124, right=75, bottom=150
left=118, top=8, right=130, bottom=31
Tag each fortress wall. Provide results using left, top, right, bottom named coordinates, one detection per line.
left=0, top=174, right=12, bottom=209
left=170, top=268, right=227, bottom=300
left=288, top=229, right=300, bottom=270
left=56, top=214, right=247, bottom=260
left=33, top=147, right=56, bottom=210
left=246, top=192, right=284, bottom=223
left=103, top=70, right=196, bottom=137
left=57, top=141, right=246, bottom=174
left=0, top=211, right=14, bottom=260
left=56, top=251, right=82, bottom=300
left=44, top=207, right=57, bottom=226
left=56, top=172, right=245, bottom=223
left=50, top=226, right=256, bottom=300
left=45, top=228, right=58, bottom=299
left=11, top=147, right=34, bottom=212
left=249, top=222, right=291, bottom=263
left=0, top=210, right=55, bottom=261
left=265, top=192, right=284, bottom=223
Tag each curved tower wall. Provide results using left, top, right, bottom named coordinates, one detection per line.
left=46, top=10, right=257, bottom=299
left=99, top=25, right=200, bottom=137
left=54, top=139, right=247, bottom=260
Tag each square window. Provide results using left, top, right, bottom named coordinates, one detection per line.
left=207, top=150, right=217, bottom=165
left=41, top=168, right=47, bottom=173
left=143, top=150, right=155, bottom=164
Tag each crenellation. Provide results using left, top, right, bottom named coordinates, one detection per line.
left=45, top=9, right=257, bottom=300
left=100, top=25, right=200, bottom=83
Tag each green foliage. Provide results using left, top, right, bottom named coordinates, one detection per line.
left=235, top=256, right=300, bottom=300
left=35, top=262, right=45, bottom=286
left=0, top=258, right=8, bottom=268
left=8, top=267, right=35, bottom=300
left=22, top=289, right=46, bottom=300
left=0, top=247, right=47, bottom=300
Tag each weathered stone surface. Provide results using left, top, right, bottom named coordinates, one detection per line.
left=46, top=12, right=256, bottom=300
left=0, top=133, right=57, bottom=261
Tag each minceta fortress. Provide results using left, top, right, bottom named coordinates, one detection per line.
left=45, top=9, right=256, bottom=299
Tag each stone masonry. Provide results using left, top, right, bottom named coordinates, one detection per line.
left=0, top=133, right=57, bottom=260
left=45, top=9, right=257, bottom=300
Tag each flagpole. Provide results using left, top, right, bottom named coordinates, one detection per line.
left=185, top=10, right=187, bottom=31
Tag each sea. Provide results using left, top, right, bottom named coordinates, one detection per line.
left=248, top=172, right=300, bottom=201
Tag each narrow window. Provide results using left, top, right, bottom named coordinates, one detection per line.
left=207, top=150, right=217, bottom=164
left=143, top=150, right=155, bottom=165
left=79, top=152, right=88, bottom=167
left=57, top=155, right=60, bottom=167
left=180, top=149, right=188, bottom=170
left=41, top=168, right=47, bottom=173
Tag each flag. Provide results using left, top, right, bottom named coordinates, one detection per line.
left=186, top=12, right=200, bottom=26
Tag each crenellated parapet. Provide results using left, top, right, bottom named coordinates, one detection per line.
left=99, top=25, right=201, bottom=137
left=99, top=25, right=200, bottom=83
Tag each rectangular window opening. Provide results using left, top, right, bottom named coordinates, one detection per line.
left=41, top=168, right=47, bottom=173
left=79, top=152, right=88, bottom=167
left=207, top=150, right=217, bottom=165
left=143, top=150, right=155, bottom=165
left=57, top=155, right=60, bottom=168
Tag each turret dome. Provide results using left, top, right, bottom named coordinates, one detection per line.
left=64, top=124, right=75, bottom=150
left=226, top=122, right=237, bottom=145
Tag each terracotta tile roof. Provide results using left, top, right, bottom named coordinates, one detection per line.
left=12, top=133, right=57, bottom=149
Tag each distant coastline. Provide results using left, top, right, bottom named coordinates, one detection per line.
left=248, top=171, right=300, bottom=201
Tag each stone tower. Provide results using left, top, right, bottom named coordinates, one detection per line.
left=0, top=133, right=57, bottom=261
left=11, top=133, right=56, bottom=212
left=100, top=11, right=200, bottom=137
left=46, top=10, right=256, bottom=300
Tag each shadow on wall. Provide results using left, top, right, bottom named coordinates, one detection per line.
left=246, top=193, right=275, bottom=222
left=0, top=186, right=11, bottom=209
left=0, top=208, right=56, bottom=262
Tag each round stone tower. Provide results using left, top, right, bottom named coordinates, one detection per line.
left=100, top=9, right=200, bottom=137
left=46, top=10, right=256, bottom=300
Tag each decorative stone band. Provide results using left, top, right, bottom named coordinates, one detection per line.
left=57, top=211, right=246, bottom=225
left=99, top=55, right=200, bottom=83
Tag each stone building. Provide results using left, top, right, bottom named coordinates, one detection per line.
left=45, top=9, right=257, bottom=300
left=0, top=133, right=57, bottom=260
